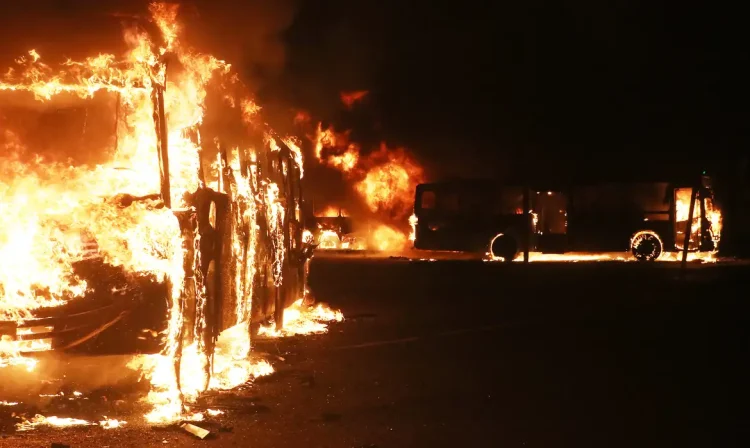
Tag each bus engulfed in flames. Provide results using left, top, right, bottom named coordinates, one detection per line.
left=0, top=2, right=336, bottom=424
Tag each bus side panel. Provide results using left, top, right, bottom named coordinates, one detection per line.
left=567, top=183, right=671, bottom=252
left=414, top=183, right=526, bottom=253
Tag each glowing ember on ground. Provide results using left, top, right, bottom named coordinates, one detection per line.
left=14, top=415, right=127, bottom=431
left=99, top=418, right=127, bottom=429
left=259, top=299, right=344, bottom=337
left=16, top=415, right=93, bottom=431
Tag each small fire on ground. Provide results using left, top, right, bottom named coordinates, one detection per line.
left=15, top=415, right=126, bottom=431
left=259, top=299, right=344, bottom=338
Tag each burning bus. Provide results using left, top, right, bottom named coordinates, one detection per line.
left=303, top=206, right=369, bottom=251
left=413, top=176, right=722, bottom=262
left=0, top=2, right=310, bottom=405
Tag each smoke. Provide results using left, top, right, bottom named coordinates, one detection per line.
left=0, top=1, right=299, bottom=93
left=176, top=0, right=298, bottom=92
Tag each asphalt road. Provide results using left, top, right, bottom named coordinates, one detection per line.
left=1, top=258, right=748, bottom=447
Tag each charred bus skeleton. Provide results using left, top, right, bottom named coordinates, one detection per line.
left=413, top=177, right=722, bottom=262
left=0, top=46, right=310, bottom=378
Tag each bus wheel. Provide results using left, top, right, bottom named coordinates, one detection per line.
left=630, top=231, right=663, bottom=262
left=490, top=233, right=518, bottom=263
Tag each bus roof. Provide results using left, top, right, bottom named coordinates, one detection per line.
left=418, top=173, right=707, bottom=192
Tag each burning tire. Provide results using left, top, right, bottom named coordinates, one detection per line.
left=490, top=233, right=519, bottom=262
left=630, top=231, right=663, bottom=262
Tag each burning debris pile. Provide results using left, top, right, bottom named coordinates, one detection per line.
left=0, top=1, right=342, bottom=428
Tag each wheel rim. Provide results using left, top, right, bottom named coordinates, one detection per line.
left=631, top=232, right=662, bottom=261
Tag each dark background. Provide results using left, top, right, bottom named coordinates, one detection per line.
left=274, top=0, right=748, bottom=180
left=1, top=0, right=747, bottom=180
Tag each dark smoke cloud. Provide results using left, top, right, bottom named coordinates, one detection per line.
left=0, top=0, right=299, bottom=92
left=177, top=0, right=298, bottom=91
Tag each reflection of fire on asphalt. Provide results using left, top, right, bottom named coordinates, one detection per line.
left=486, top=251, right=721, bottom=263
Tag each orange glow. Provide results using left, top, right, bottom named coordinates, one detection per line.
left=314, top=123, right=350, bottom=161
left=353, top=144, right=425, bottom=221
left=16, top=415, right=92, bottom=431
left=14, top=414, right=126, bottom=431
left=483, top=251, right=720, bottom=263
left=317, top=206, right=345, bottom=217
left=340, top=90, right=369, bottom=109
left=294, top=110, right=311, bottom=125
left=705, top=197, right=722, bottom=248
left=282, top=136, right=305, bottom=178
left=408, top=214, right=418, bottom=242
left=329, top=145, right=360, bottom=172
left=674, top=188, right=722, bottom=252
left=371, top=224, right=408, bottom=251
left=311, top=119, right=425, bottom=247
left=318, top=230, right=341, bottom=249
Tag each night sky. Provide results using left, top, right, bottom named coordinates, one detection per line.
left=275, top=0, right=747, bottom=180
left=1, top=0, right=746, bottom=181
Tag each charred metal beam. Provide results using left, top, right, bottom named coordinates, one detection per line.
left=153, top=85, right=171, bottom=208
left=56, top=311, right=128, bottom=350
left=113, top=91, right=121, bottom=154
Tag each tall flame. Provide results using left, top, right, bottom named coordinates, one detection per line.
left=310, top=121, right=425, bottom=249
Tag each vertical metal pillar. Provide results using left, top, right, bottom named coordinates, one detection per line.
left=523, top=186, right=530, bottom=263
left=680, top=186, right=698, bottom=271
left=153, top=86, right=171, bottom=208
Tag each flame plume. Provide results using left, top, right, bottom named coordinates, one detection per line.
left=311, top=120, right=425, bottom=250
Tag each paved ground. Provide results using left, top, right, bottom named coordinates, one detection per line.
left=1, top=257, right=748, bottom=447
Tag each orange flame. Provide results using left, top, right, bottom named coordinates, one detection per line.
left=353, top=144, right=424, bottom=221
left=259, top=298, right=343, bottom=337
left=310, top=119, right=425, bottom=246
left=371, top=224, right=408, bottom=251
left=317, top=206, right=345, bottom=217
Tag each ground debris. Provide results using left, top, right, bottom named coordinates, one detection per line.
left=180, top=422, right=211, bottom=439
